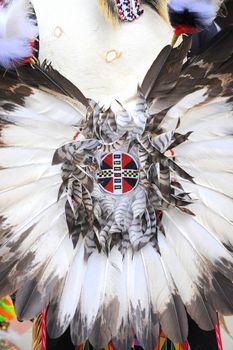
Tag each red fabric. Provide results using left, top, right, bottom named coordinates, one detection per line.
left=103, top=153, right=113, bottom=168
left=170, top=149, right=175, bottom=157
left=174, top=25, right=198, bottom=35
left=105, top=177, right=114, bottom=192
left=121, top=153, right=132, bottom=169
left=215, top=320, right=223, bottom=350
left=72, top=131, right=80, bottom=141
left=181, top=342, right=189, bottom=350
left=122, top=177, right=132, bottom=192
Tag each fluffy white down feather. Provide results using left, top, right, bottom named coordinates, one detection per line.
left=168, top=0, right=223, bottom=27
left=0, top=0, right=38, bottom=67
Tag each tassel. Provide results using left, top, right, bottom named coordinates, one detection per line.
left=32, top=313, right=43, bottom=350
left=219, top=314, right=233, bottom=340
left=215, top=319, right=223, bottom=350
left=156, top=0, right=169, bottom=22
left=32, top=309, right=47, bottom=350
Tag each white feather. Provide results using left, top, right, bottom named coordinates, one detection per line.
left=15, top=227, right=73, bottom=319
left=0, top=196, right=66, bottom=269
left=159, top=88, right=208, bottom=128
left=130, top=248, right=158, bottom=349
left=88, top=246, right=123, bottom=348
left=1, top=124, right=71, bottom=149
left=158, top=232, right=217, bottom=330
left=177, top=101, right=233, bottom=141
left=0, top=147, right=54, bottom=168
left=0, top=192, right=68, bottom=297
left=73, top=251, right=108, bottom=343
left=16, top=90, right=85, bottom=124
left=162, top=206, right=233, bottom=315
left=174, top=138, right=233, bottom=172
left=47, top=238, right=87, bottom=338
left=0, top=176, right=61, bottom=220
left=162, top=210, right=210, bottom=289
left=112, top=249, right=134, bottom=349
left=140, top=244, right=188, bottom=342
left=196, top=206, right=233, bottom=248
left=0, top=163, right=60, bottom=193
left=161, top=92, right=231, bottom=134
left=164, top=208, right=233, bottom=280
left=180, top=180, right=233, bottom=224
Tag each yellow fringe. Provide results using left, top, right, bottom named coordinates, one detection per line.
left=32, top=313, right=42, bottom=350
left=219, top=314, right=233, bottom=339
left=98, top=0, right=118, bottom=27
left=156, top=0, right=169, bottom=23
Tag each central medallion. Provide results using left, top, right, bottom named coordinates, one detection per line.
left=97, top=152, right=139, bottom=195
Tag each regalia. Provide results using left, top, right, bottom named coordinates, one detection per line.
left=0, top=0, right=232, bottom=349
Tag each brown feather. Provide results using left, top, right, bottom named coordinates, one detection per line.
left=16, top=61, right=89, bottom=107
left=149, top=25, right=233, bottom=130
left=141, top=36, right=192, bottom=101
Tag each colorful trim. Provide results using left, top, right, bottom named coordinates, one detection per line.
left=154, top=332, right=190, bottom=350
left=0, top=339, right=19, bottom=350
left=0, top=297, right=16, bottom=323
left=115, top=0, right=143, bottom=22
left=76, top=338, right=189, bottom=350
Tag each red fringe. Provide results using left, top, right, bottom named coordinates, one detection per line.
left=41, top=309, right=47, bottom=350
left=215, top=319, right=223, bottom=350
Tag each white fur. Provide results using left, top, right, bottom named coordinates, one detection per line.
left=31, top=0, right=171, bottom=105
left=0, top=0, right=38, bottom=67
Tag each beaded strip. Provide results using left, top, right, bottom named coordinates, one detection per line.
left=115, top=0, right=143, bottom=22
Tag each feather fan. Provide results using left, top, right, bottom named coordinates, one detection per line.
left=0, top=14, right=233, bottom=350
